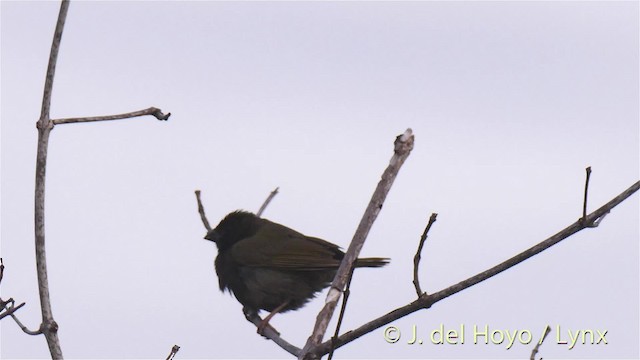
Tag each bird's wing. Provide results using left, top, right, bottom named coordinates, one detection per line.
left=230, top=222, right=344, bottom=270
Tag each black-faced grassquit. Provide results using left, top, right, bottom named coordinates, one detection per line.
left=205, top=210, right=389, bottom=333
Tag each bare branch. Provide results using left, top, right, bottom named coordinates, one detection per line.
left=313, top=179, right=639, bottom=356
left=327, top=270, right=355, bottom=360
left=10, top=309, right=43, bottom=336
left=52, top=107, right=170, bottom=125
left=34, top=1, right=70, bottom=358
left=165, top=344, right=180, bottom=360
left=581, top=166, right=592, bottom=225
left=530, top=325, right=551, bottom=360
left=0, top=302, right=26, bottom=321
left=194, top=190, right=212, bottom=232
left=39, top=1, right=68, bottom=122
left=0, top=260, right=28, bottom=324
left=413, top=213, right=438, bottom=297
left=243, top=308, right=301, bottom=356
left=256, top=187, right=279, bottom=217
left=300, top=128, right=414, bottom=359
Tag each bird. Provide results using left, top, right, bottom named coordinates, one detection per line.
left=204, top=210, right=389, bottom=334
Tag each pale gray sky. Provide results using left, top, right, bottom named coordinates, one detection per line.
left=1, top=1, right=638, bottom=359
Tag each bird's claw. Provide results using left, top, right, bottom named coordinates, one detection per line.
left=257, top=320, right=279, bottom=337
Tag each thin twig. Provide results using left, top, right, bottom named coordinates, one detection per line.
left=52, top=107, right=170, bottom=125
left=327, top=269, right=354, bottom=360
left=0, top=260, right=28, bottom=323
left=165, top=344, right=180, bottom=360
left=256, top=187, right=279, bottom=217
left=530, top=325, right=551, bottom=360
left=0, top=302, right=26, bottom=321
left=582, top=166, right=592, bottom=224
left=312, top=180, right=639, bottom=356
left=243, top=308, right=301, bottom=356
left=10, top=310, right=43, bottom=336
left=194, top=190, right=212, bottom=232
left=413, top=213, right=438, bottom=297
left=300, top=129, right=414, bottom=359
left=34, top=1, right=70, bottom=358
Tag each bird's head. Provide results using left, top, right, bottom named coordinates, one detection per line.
left=205, top=210, right=262, bottom=251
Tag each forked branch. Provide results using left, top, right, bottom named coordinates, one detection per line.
left=0, top=259, right=28, bottom=322
left=33, top=1, right=70, bottom=357
left=300, top=129, right=415, bottom=359
left=30, top=1, right=170, bottom=358
left=312, top=178, right=639, bottom=356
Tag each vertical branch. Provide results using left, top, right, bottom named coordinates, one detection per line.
left=40, top=1, right=69, bottom=121
left=581, top=166, right=592, bottom=223
left=412, top=213, right=438, bottom=297
left=300, top=129, right=414, bottom=359
left=33, top=1, right=70, bottom=358
left=327, top=268, right=355, bottom=360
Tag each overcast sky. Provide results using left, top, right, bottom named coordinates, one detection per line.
left=1, top=1, right=638, bottom=359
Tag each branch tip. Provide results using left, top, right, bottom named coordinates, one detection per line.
left=300, top=129, right=415, bottom=358
left=52, top=107, right=171, bottom=125
left=257, top=187, right=280, bottom=217
left=413, top=213, right=438, bottom=297
left=166, top=344, right=181, bottom=360
left=195, top=190, right=212, bottom=232
left=581, top=166, right=592, bottom=223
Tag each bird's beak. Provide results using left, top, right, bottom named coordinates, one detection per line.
left=204, top=229, right=220, bottom=242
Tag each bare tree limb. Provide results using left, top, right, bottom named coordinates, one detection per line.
left=194, top=190, right=212, bottom=232
left=39, top=1, right=68, bottom=121
left=312, top=179, right=639, bottom=356
left=256, top=187, right=279, bottom=217
left=530, top=325, right=551, bottom=360
left=33, top=1, right=70, bottom=358
left=327, top=268, right=355, bottom=360
left=413, top=213, right=438, bottom=297
left=30, top=1, right=172, bottom=358
left=300, top=128, right=415, bottom=359
left=52, top=107, right=170, bottom=125
left=165, top=344, right=180, bottom=360
left=10, top=309, right=44, bottom=336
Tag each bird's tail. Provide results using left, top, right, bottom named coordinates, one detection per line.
left=354, top=257, right=390, bottom=268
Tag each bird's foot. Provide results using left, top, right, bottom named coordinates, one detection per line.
left=257, top=319, right=279, bottom=337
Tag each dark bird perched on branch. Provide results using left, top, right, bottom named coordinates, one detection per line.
left=205, top=210, right=389, bottom=334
